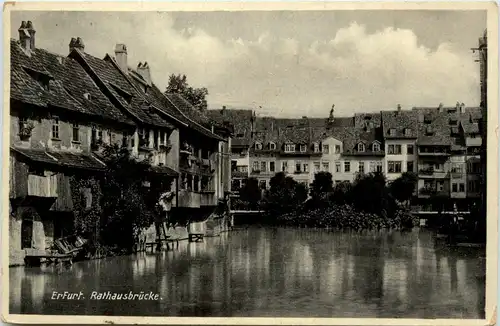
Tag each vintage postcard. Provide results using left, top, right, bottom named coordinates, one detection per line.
left=1, top=2, right=498, bottom=325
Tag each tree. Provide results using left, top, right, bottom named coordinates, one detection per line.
left=264, top=172, right=300, bottom=218
left=310, top=171, right=334, bottom=201
left=351, top=172, right=394, bottom=216
left=389, top=172, right=418, bottom=206
left=166, top=74, right=208, bottom=111
left=239, top=177, right=261, bottom=209
left=98, top=144, right=167, bottom=251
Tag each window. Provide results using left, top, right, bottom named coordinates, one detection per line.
left=358, top=162, right=365, bottom=173
left=314, top=162, right=320, bottom=172
left=437, top=181, right=444, bottom=192
left=300, top=144, right=307, bottom=153
left=269, top=142, right=276, bottom=150
left=376, top=161, right=383, bottom=172
left=281, top=161, right=288, bottom=172
left=407, top=144, right=414, bottom=155
left=270, top=161, right=275, bottom=172
left=52, top=118, right=59, bottom=139
left=285, top=144, right=295, bottom=152
left=261, top=162, right=267, bottom=172
left=259, top=180, right=267, bottom=190
left=21, top=216, right=33, bottom=249
left=303, top=163, right=309, bottom=173
left=459, top=183, right=465, bottom=192
left=452, top=183, right=458, bottom=192
left=372, top=142, right=380, bottom=152
left=388, top=145, right=394, bottom=154
left=193, top=176, right=199, bottom=192
left=344, top=161, right=351, bottom=172
left=404, top=128, right=411, bottom=136
left=426, top=126, right=433, bottom=135
left=389, top=128, right=396, bottom=136
left=252, top=162, right=259, bottom=172
left=357, top=143, right=365, bottom=152
left=451, top=163, right=464, bottom=173
left=335, top=145, right=341, bottom=154
left=295, top=163, right=301, bottom=173
left=388, top=161, right=402, bottom=173
left=335, top=162, right=341, bottom=172
left=406, top=161, right=414, bottom=172
left=313, top=143, right=320, bottom=153
left=369, top=161, right=376, bottom=172
left=323, top=162, right=330, bottom=172
left=72, top=123, right=79, bottom=142
left=322, top=144, right=330, bottom=154
left=394, top=145, right=402, bottom=154
left=122, top=131, right=129, bottom=147
left=255, top=142, right=263, bottom=150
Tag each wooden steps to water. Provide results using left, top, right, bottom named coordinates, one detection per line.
left=24, top=253, right=72, bottom=267
left=188, top=233, right=204, bottom=242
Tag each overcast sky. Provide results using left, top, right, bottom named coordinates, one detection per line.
left=11, top=10, right=486, bottom=117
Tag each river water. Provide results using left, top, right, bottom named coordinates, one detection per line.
left=10, top=228, right=485, bottom=318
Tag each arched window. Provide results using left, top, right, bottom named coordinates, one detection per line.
left=372, top=142, right=380, bottom=152
left=313, top=143, right=320, bottom=152
left=255, top=142, right=263, bottom=150
left=357, top=143, right=365, bottom=152
left=269, top=142, right=276, bottom=150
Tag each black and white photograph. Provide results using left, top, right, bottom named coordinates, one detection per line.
left=2, top=2, right=498, bottom=324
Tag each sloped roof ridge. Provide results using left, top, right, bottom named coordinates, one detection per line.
left=69, top=49, right=146, bottom=124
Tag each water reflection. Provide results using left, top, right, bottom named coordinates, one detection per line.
left=10, top=228, right=485, bottom=318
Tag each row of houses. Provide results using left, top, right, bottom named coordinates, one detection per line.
left=9, top=21, right=232, bottom=265
left=210, top=101, right=484, bottom=212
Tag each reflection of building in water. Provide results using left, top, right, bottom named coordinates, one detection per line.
left=9, top=268, right=23, bottom=313
left=320, top=258, right=340, bottom=296
left=382, top=260, right=408, bottom=304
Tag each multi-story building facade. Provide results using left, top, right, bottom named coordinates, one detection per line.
left=9, top=21, right=231, bottom=265
left=215, top=101, right=483, bottom=214
left=381, top=107, right=419, bottom=181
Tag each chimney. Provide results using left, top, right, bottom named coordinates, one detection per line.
left=18, top=21, right=31, bottom=51
left=460, top=102, right=466, bottom=114
left=115, top=44, right=128, bottom=72
left=26, top=21, right=35, bottom=49
left=397, top=104, right=402, bottom=114
left=136, top=61, right=151, bottom=85
left=438, top=103, right=444, bottom=113
left=69, top=37, right=85, bottom=53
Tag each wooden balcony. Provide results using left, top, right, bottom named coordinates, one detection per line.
left=200, top=191, right=217, bottom=206
left=27, top=174, right=58, bottom=198
left=176, top=190, right=201, bottom=208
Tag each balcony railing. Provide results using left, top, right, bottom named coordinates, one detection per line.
left=27, top=174, right=58, bottom=198
left=418, top=167, right=434, bottom=175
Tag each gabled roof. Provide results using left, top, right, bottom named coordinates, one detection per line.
left=10, top=39, right=133, bottom=125
left=341, top=126, right=385, bottom=156
left=71, top=50, right=171, bottom=128
left=206, top=108, right=254, bottom=146
left=381, top=110, right=419, bottom=139
left=12, top=147, right=106, bottom=171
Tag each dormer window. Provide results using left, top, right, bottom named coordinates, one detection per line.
left=269, top=142, right=276, bottom=150
left=372, top=142, right=380, bottom=152
left=24, top=67, right=52, bottom=91
left=404, top=128, right=411, bottom=136
left=357, top=143, right=365, bottom=152
left=424, top=114, right=432, bottom=124
left=449, top=118, right=458, bottom=125
left=284, top=144, right=295, bottom=153
left=83, top=93, right=92, bottom=101
left=300, top=144, right=307, bottom=153
left=313, top=143, right=320, bottom=153
left=388, top=128, right=396, bottom=136
left=236, top=133, right=244, bottom=138
left=255, top=142, right=263, bottom=150
left=426, top=126, right=434, bottom=135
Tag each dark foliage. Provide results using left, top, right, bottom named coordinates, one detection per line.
left=166, top=74, right=208, bottom=111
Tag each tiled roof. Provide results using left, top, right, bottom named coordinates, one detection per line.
left=381, top=110, right=419, bottom=139
left=340, top=126, right=385, bottom=156
left=12, top=147, right=106, bottom=170
left=72, top=51, right=171, bottom=128
left=412, top=105, right=480, bottom=147
left=149, top=165, right=178, bottom=177
left=206, top=109, right=254, bottom=146
left=10, top=39, right=133, bottom=125
left=354, top=113, right=381, bottom=128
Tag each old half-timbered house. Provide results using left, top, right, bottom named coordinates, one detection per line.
left=9, top=22, right=140, bottom=265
